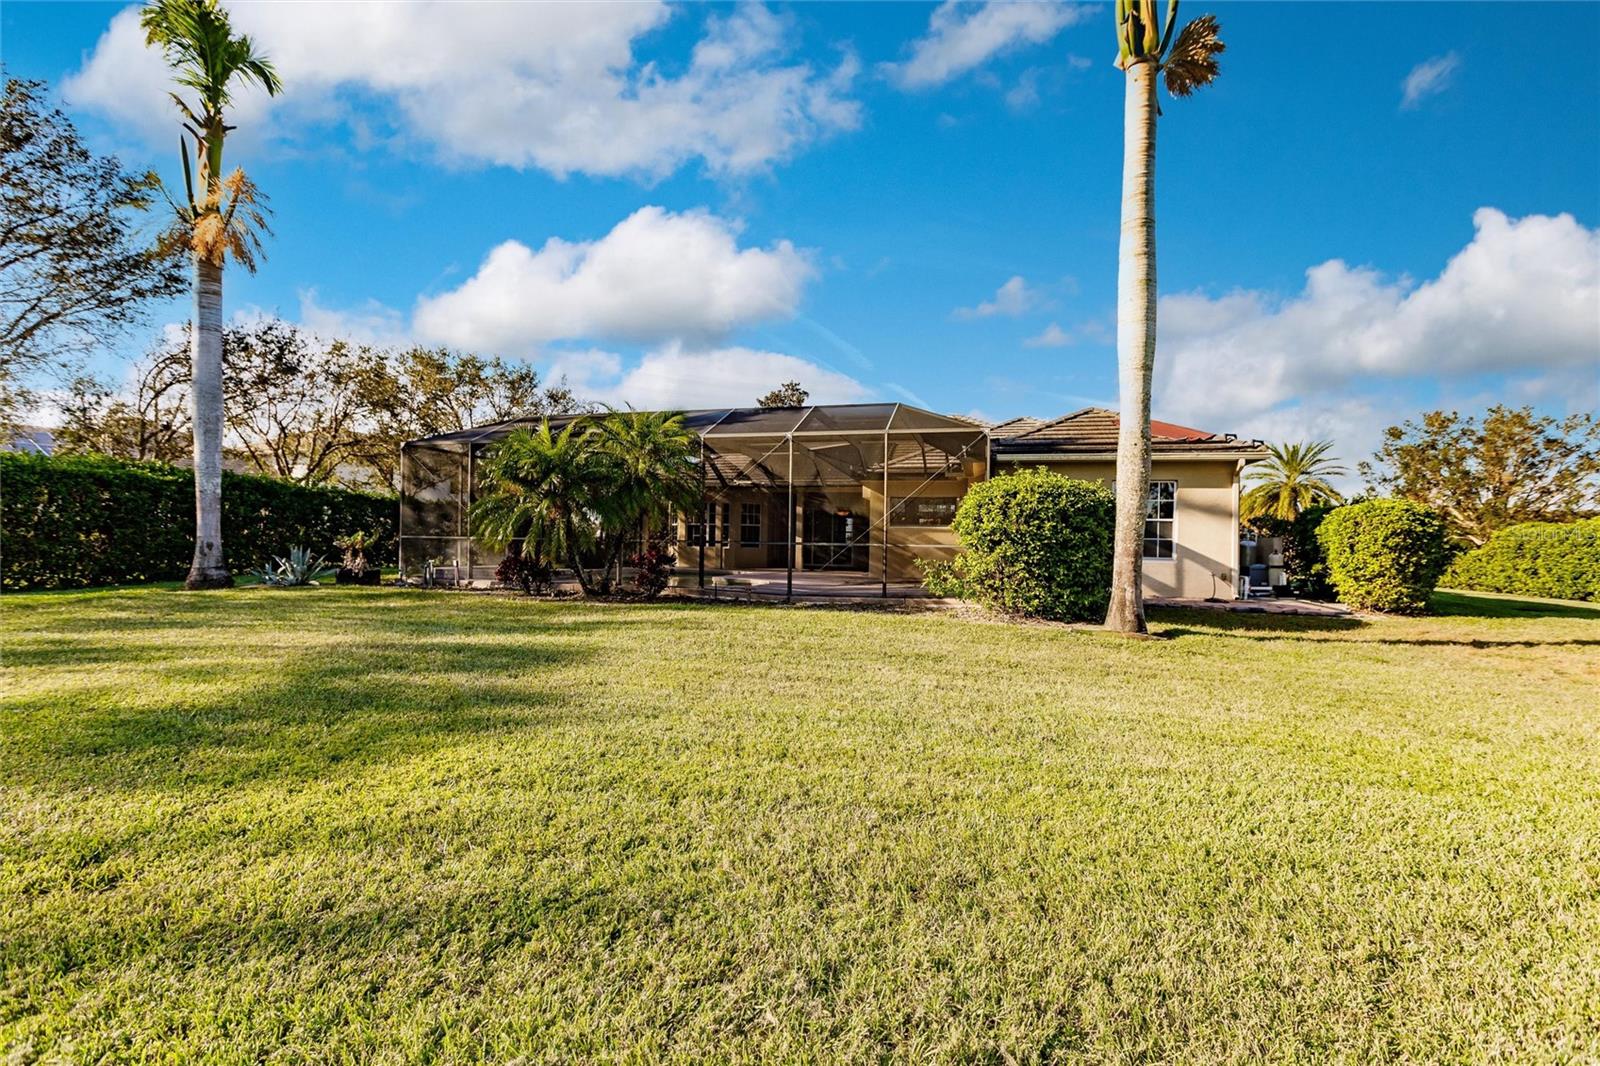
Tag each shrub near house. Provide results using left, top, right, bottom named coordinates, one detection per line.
left=0, top=452, right=394, bottom=590
left=924, top=468, right=1115, bottom=622
left=1443, top=518, right=1600, bottom=602
left=1316, top=499, right=1451, bottom=614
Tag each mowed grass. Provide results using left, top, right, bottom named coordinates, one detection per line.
left=2, top=586, right=1598, bottom=1063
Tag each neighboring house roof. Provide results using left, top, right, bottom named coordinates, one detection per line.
left=3, top=425, right=56, bottom=455
left=990, top=416, right=1045, bottom=436
left=992, top=407, right=1268, bottom=458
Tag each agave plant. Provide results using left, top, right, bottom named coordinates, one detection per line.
left=253, top=546, right=336, bottom=587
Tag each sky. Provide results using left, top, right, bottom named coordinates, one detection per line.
left=4, top=0, right=1598, bottom=480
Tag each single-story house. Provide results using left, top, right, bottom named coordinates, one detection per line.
left=399, top=402, right=1267, bottom=599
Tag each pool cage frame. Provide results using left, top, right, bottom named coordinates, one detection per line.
left=399, top=403, right=991, bottom=599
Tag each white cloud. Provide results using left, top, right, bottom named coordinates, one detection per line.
left=413, top=206, right=814, bottom=355
left=883, top=1, right=1089, bottom=90
left=1401, top=52, right=1461, bottom=110
left=64, top=3, right=859, bottom=179
left=1005, top=69, right=1042, bottom=112
left=1023, top=322, right=1072, bottom=348
left=297, top=290, right=412, bottom=350
left=1154, top=208, right=1600, bottom=465
left=595, top=343, right=869, bottom=409
left=954, top=275, right=1048, bottom=319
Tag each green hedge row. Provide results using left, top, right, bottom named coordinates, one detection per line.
left=1, top=452, right=395, bottom=590
left=1443, top=518, right=1600, bottom=602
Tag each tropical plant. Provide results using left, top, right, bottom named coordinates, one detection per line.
left=333, top=530, right=376, bottom=575
left=141, top=0, right=281, bottom=588
left=1241, top=440, right=1346, bottom=522
left=592, top=409, right=700, bottom=592
left=494, top=551, right=552, bottom=596
left=628, top=543, right=675, bottom=599
left=470, top=420, right=610, bottom=595
left=252, top=546, right=336, bottom=588
left=1104, top=0, right=1226, bottom=635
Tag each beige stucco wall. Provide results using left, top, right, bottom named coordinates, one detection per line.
left=994, top=458, right=1242, bottom=600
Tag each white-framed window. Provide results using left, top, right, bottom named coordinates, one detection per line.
left=740, top=502, right=762, bottom=546
left=718, top=502, right=730, bottom=546
left=1144, top=480, right=1176, bottom=560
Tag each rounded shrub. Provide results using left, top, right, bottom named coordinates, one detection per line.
left=934, top=467, right=1115, bottom=622
left=1315, top=499, right=1451, bottom=614
left=1442, top=518, right=1600, bottom=602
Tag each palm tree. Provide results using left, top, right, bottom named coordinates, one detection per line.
left=1104, top=1, right=1225, bottom=634
left=592, top=409, right=701, bottom=590
left=470, top=421, right=608, bottom=595
left=1241, top=441, right=1346, bottom=522
left=141, top=0, right=280, bottom=588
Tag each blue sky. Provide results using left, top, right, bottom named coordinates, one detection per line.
left=5, top=0, right=1597, bottom=472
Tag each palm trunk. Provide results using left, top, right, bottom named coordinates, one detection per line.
left=564, top=514, right=591, bottom=595
left=185, top=255, right=232, bottom=589
left=1105, top=60, right=1157, bottom=634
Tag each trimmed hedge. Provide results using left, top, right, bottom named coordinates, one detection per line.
left=1442, top=518, right=1600, bottom=602
left=927, top=468, right=1115, bottom=622
left=1316, top=499, right=1451, bottom=614
left=1, top=452, right=395, bottom=590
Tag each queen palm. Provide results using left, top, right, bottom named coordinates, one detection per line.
left=471, top=421, right=609, bottom=595
left=1241, top=440, right=1346, bottom=522
left=141, top=0, right=280, bottom=588
left=1105, top=1, right=1225, bottom=634
left=593, top=409, right=701, bottom=591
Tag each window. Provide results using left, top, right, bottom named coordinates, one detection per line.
left=1144, top=480, right=1176, bottom=560
left=740, top=502, right=762, bottom=546
left=890, top=496, right=959, bottom=527
left=719, top=503, right=731, bottom=546
left=685, top=506, right=705, bottom=546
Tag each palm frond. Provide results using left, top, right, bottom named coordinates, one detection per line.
left=1162, top=14, right=1224, bottom=97
left=188, top=167, right=271, bottom=269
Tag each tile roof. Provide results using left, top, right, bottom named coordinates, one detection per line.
left=992, top=407, right=1266, bottom=456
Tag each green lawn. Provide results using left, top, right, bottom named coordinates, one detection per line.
left=3, top=586, right=1598, bottom=1063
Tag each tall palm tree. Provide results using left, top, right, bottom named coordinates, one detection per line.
left=592, top=409, right=701, bottom=589
left=1241, top=440, right=1346, bottom=522
left=470, top=421, right=608, bottom=595
left=142, top=0, right=279, bottom=589
left=1105, top=0, right=1225, bottom=634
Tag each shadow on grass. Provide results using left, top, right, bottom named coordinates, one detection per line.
left=1154, top=599, right=1600, bottom=649
left=1148, top=609, right=1367, bottom=639
left=2, top=599, right=630, bottom=795
left=1431, top=590, right=1600, bottom=620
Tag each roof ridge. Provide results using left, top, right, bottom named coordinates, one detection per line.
left=1009, top=406, right=1104, bottom=439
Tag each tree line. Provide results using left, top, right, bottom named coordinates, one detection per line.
left=57, top=318, right=580, bottom=491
